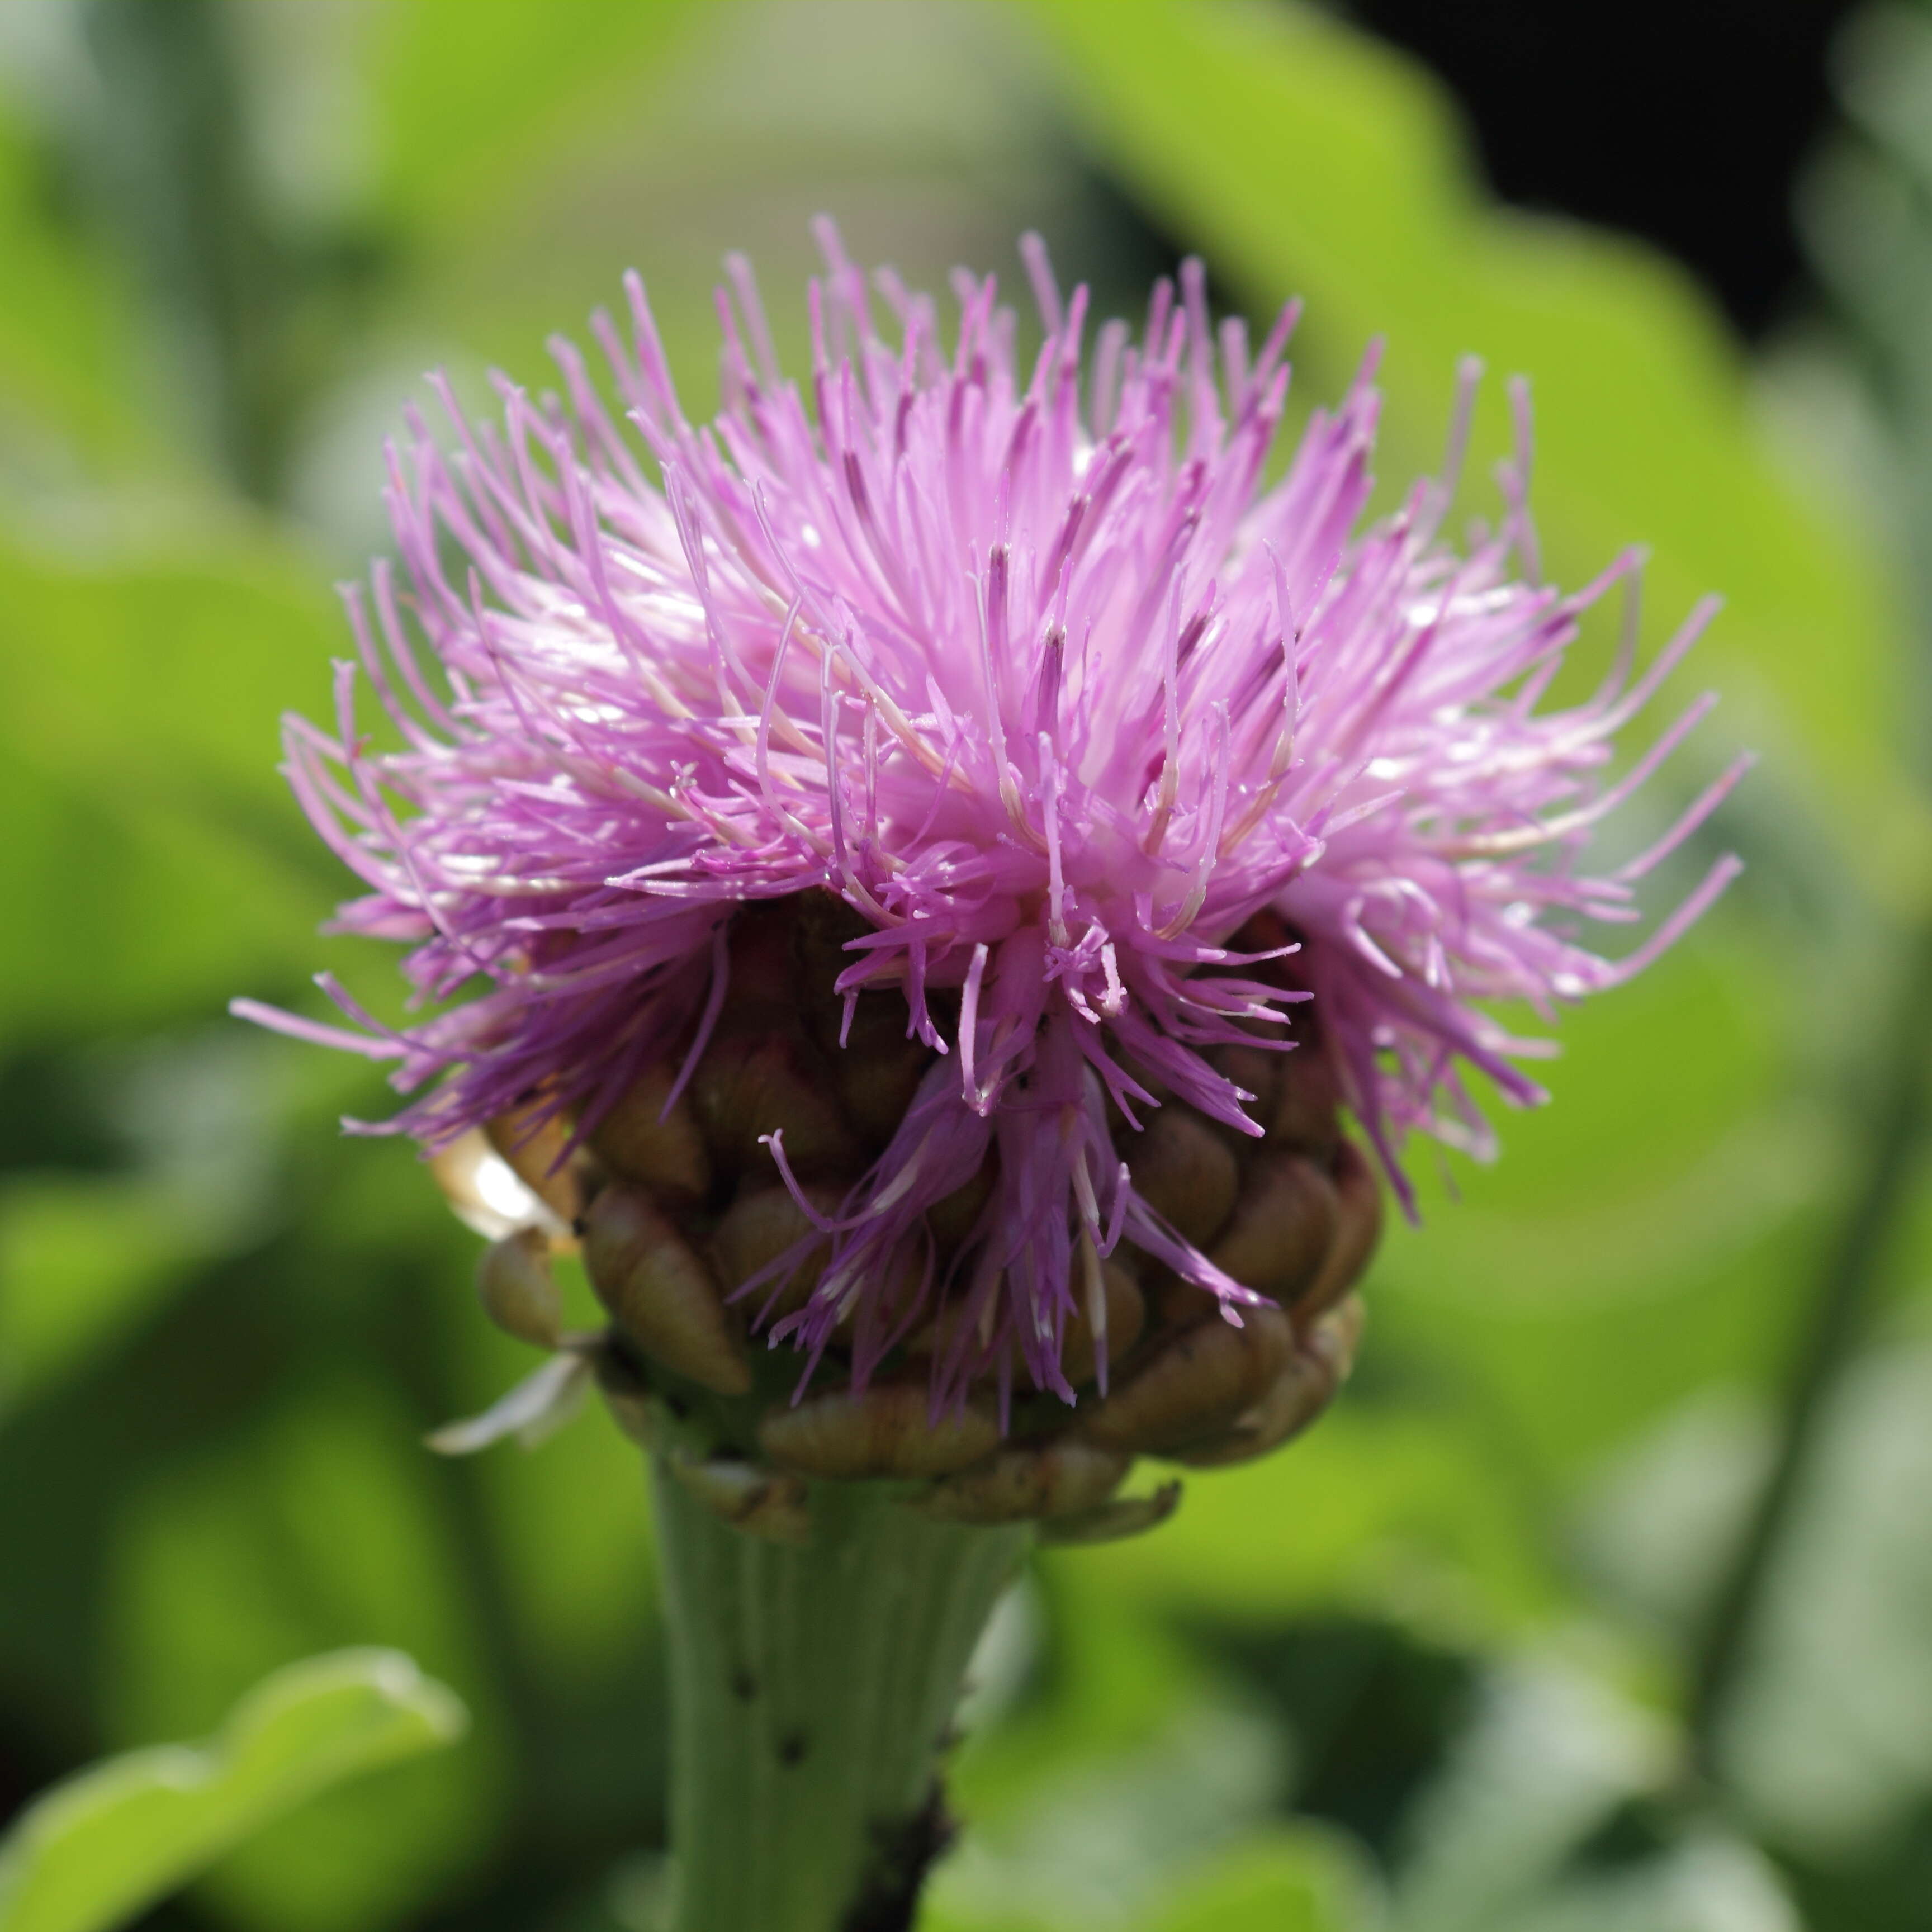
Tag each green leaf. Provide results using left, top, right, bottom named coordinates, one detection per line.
left=1385, top=1653, right=1666, bottom=1932
left=1712, top=1345, right=1932, bottom=1862
left=1140, top=1825, right=1372, bottom=1932
left=0, top=1175, right=200, bottom=1416
left=102, top=1377, right=506, bottom=1932
left=0, top=1649, right=465, bottom=1932
left=0, top=107, right=152, bottom=474
left=364, top=0, right=705, bottom=245
left=0, top=519, right=336, bottom=810
left=0, top=520, right=340, bottom=1039
left=1348, top=922, right=1826, bottom=1494
left=459, top=1300, right=661, bottom=1687
left=1487, top=1839, right=1801, bottom=1932
left=949, top=1566, right=1208, bottom=1855
left=931, top=1694, right=1287, bottom=1931
left=1058, top=1404, right=1561, bottom=1636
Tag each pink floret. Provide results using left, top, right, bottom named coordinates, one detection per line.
left=237, top=224, right=1746, bottom=1404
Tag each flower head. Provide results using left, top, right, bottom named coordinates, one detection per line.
left=240, top=224, right=1744, bottom=1413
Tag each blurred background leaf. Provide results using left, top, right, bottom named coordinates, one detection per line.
left=0, top=1649, right=465, bottom=1932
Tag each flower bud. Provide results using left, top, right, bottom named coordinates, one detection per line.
left=1206, top=1150, right=1337, bottom=1301
left=1211, top=1043, right=1280, bottom=1135
left=588, top=1063, right=711, bottom=1202
left=916, top=1439, right=1131, bottom=1524
left=1058, top=1259, right=1147, bottom=1388
left=1036, top=1480, right=1183, bottom=1545
left=583, top=1182, right=751, bottom=1396
left=485, top=1102, right=595, bottom=1225
left=759, top=1385, right=1001, bottom=1480
left=1269, top=1046, right=1342, bottom=1161
left=1173, top=1294, right=1366, bottom=1469
left=429, top=1128, right=564, bottom=1242
left=1293, top=1139, right=1383, bottom=1322
left=709, top=1181, right=840, bottom=1320
left=828, top=998, right=933, bottom=1149
left=669, top=1455, right=812, bottom=1546
left=477, top=1227, right=565, bottom=1349
left=1079, top=1305, right=1294, bottom=1455
left=1125, top=1109, right=1239, bottom=1249
left=1309, top=1290, right=1367, bottom=1372
left=690, top=1023, right=860, bottom=1178
left=926, top=1160, right=996, bottom=1251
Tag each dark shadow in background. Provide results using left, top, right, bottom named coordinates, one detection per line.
left=1339, top=0, right=1860, bottom=339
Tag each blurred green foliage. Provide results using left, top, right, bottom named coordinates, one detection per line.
left=1, top=3, right=1929, bottom=1931
left=0, top=1651, right=465, bottom=1932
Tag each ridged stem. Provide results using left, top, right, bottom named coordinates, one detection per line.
left=648, top=1459, right=1027, bottom=1932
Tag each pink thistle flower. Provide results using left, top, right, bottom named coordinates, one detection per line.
left=238, top=225, right=1745, bottom=1411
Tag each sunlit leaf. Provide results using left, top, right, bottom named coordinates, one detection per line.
left=460, top=1302, right=660, bottom=1687
left=1060, top=1407, right=1561, bottom=1636
left=1385, top=1654, right=1669, bottom=1932
left=1718, top=1347, right=1932, bottom=1862
left=1142, top=1825, right=1374, bottom=1932
left=950, top=1563, right=1204, bottom=1829
left=1473, top=1840, right=1803, bottom=1932
left=0, top=1176, right=198, bottom=1416
left=0, top=107, right=150, bottom=472
left=0, top=523, right=338, bottom=1036
left=103, top=1380, right=506, bottom=1932
left=0, top=1649, right=465, bottom=1932
left=932, top=1697, right=1286, bottom=1931
left=364, top=0, right=704, bottom=245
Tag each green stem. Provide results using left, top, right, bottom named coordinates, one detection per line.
left=1686, top=912, right=1932, bottom=1773
left=649, top=1460, right=1028, bottom=1932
